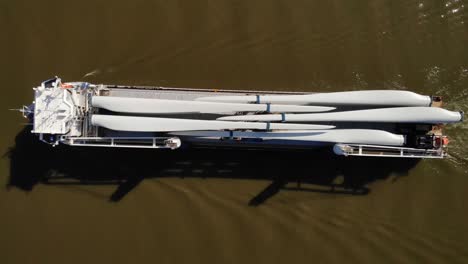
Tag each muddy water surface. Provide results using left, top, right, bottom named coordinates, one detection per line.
left=1, top=1, right=468, bottom=263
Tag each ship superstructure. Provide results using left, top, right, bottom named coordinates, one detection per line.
left=23, top=77, right=463, bottom=158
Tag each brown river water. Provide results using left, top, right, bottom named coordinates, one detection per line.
left=1, top=0, right=468, bottom=263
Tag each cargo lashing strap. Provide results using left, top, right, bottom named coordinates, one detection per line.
left=265, top=103, right=271, bottom=113
left=255, top=95, right=272, bottom=113
left=254, top=95, right=273, bottom=129
left=255, top=95, right=261, bottom=104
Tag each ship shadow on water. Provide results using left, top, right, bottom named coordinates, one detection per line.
left=6, top=126, right=420, bottom=205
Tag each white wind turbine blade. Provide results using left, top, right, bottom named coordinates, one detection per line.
left=91, top=115, right=335, bottom=132
left=196, top=90, right=432, bottom=106
left=171, top=129, right=406, bottom=146
left=92, top=96, right=335, bottom=114
left=218, top=107, right=463, bottom=124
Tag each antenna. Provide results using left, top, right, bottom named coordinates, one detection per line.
left=9, top=105, right=34, bottom=118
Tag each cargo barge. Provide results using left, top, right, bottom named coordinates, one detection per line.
left=20, top=77, right=463, bottom=159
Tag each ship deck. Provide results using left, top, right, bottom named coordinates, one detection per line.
left=30, top=78, right=451, bottom=158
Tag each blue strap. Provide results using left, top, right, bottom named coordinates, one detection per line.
left=266, top=103, right=271, bottom=113
left=266, top=122, right=271, bottom=131
left=281, top=113, right=286, bottom=122
left=229, top=131, right=234, bottom=138
left=256, top=95, right=261, bottom=104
